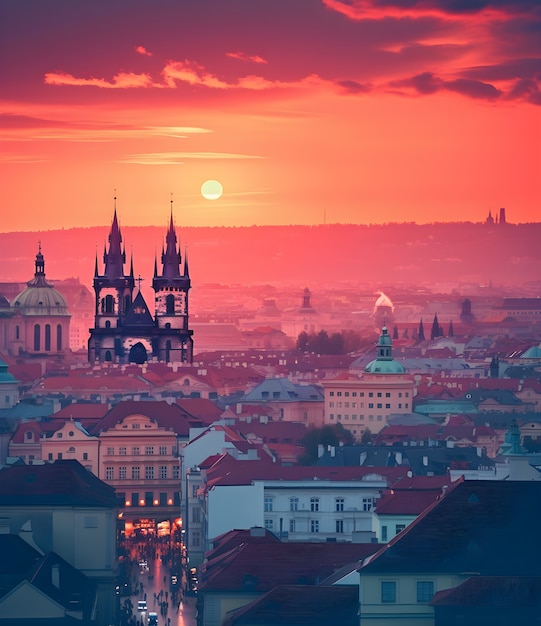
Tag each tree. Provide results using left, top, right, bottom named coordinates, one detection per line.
left=361, top=428, right=373, bottom=445
left=298, top=424, right=354, bottom=465
left=296, top=331, right=310, bottom=352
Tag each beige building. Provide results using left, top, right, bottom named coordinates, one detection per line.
left=322, top=326, right=414, bottom=439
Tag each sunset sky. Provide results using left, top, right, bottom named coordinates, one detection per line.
left=1, top=0, right=540, bottom=232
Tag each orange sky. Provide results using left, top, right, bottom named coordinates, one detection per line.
left=1, top=0, right=540, bottom=231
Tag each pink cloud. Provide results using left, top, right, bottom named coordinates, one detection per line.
left=44, top=71, right=157, bottom=88
left=226, top=51, right=268, bottom=64
left=135, top=45, right=153, bottom=57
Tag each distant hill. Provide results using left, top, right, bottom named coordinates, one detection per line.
left=1, top=222, right=540, bottom=291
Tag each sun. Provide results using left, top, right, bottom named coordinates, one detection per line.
left=201, top=180, right=223, bottom=200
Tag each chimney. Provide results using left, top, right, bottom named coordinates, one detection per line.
left=52, top=564, right=60, bottom=588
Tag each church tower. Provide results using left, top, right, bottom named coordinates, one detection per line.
left=152, top=205, right=193, bottom=363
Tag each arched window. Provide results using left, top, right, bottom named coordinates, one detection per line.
left=105, top=350, right=112, bottom=361
left=166, top=294, right=175, bottom=314
left=15, top=325, right=20, bottom=339
left=105, top=320, right=111, bottom=328
left=105, top=294, right=115, bottom=313
left=165, top=323, right=171, bottom=329
left=45, top=324, right=51, bottom=351
left=34, top=324, right=40, bottom=351
left=57, top=325, right=62, bottom=350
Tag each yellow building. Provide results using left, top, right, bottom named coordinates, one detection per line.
left=322, top=326, right=414, bottom=439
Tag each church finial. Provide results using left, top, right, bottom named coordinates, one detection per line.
left=183, top=246, right=190, bottom=278
left=94, top=248, right=99, bottom=277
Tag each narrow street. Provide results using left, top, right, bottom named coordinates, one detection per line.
left=118, top=537, right=198, bottom=626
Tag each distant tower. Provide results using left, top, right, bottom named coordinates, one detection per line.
left=460, top=298, right=475, bottom=325
left=499, top=207, right=506, bottom=225
left=485, top=210, right=494, bottom=226
left=152, top=205, right=193, bottom=363
left=448, top=320, right=454, bottom=337
left=300, top=287, right=316, bottom=314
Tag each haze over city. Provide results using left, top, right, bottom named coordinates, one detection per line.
left=1, top=0, right=540, bottom=232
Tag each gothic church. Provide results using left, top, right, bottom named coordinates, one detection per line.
left=88, top=205, right=193, bottom=365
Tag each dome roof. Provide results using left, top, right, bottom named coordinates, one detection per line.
left=364, top=326, right=407, bottom=375
left=11, top=247, right=69, bottom=316
left=12, top=286, right=69, bottom=315
left=364, top=358, right=406, bottom=374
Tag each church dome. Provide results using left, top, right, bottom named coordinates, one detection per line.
left=364, top=326, right=406, bottom=374
left=11, top=247, right=69, bottom=316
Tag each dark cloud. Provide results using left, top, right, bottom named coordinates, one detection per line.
left=0, top=114, right=69, bottom=129
left=373, top=0, right=540, bottom=14
left=506, top=77, right=541, bottom=105
left=463, top=58, right=541, bottom=81
left=445, top=78, right=501, bottom=100
left=336, top=79, right=373, bottom=93
left=392, top=72, right=501, bottom=101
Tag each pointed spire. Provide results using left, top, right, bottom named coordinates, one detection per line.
left=183, top=247, right=190, bottom=278
left=448, top=319, right=454, bottom=337
left=161, top=206, right=181, bottom=279
left=94, top=251, right=99, bottom=277
left=130, top=255, right=134, bottom=278
left=418, top=318, right=425, bottom=341
left=104, top=199, right=125, bottom=278
left=153, top=253, right=158, bottom=279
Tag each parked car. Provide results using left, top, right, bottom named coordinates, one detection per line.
left=148, top=612, right=158, bottom=625
left=137, top=600, right=147, bottom=612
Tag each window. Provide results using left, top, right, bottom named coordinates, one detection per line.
left=381, top=581, right=396, bottom=603
left=119, top=466, right=127, bottom=479
left=47, top=453, right=53, bottom=460
left=119, top=447, right=126, bottom=456
left=159, top=465, right=167, bottom=479
left=289, top=497, right=299, bottom=511
left=368, top=403, right=374, bottom=409
left=310, top=497, right=319, bottom=512
left=264, top=497, right=274, bottom=512
left=131, top=423, right=140, bottom=429
left=329, top=391, right=335, bottom=396
left=368, top=392, right=373, bottom=398
left=377, top=392, right=382, bottom=397
left=336, top=519, right=344, bottom=533
left=34, top=324, right=40, bottom=351
left=417, top=581, right=434, bottom=603
left=386, top=392, right=391, bottom=397
left=335, top=498, right=344, bottom=512
left=159, top=446, right=167, bottom=456
left=83, top=452, right=88, bottom=460
left=192, top=508, right=201, bottom=523
left=329, top=401, right=335, bottom=408
left=381, top=525, right=388, bottom=541
left=132, top=446, right=140, bottom=455
left=25, top=431, right=33, bottom=441
left=362, top=498, right=373, bottom=511
left=344, top=391, right=349, bottom=397
left=264, top=518, right=274, bottom=530
left=145, top=446, right=154, bottom=455
left=377, top=403, right=382, bottom=409
left=395, top=524, right=406, bottom=534
left=310, top=519, right=319, bottom=533
left=192, top=531, right=200, bottom=547
left=386, top=403, right=391, bottom=409
left=106, top=467, right=114, bottom=480
left=360, top=392, right=365, bottom=397
left=173, top=465, right=180, bottom=479
left=145, top=466, right=155, bottom=480
left=132, top=466, right=140, bottom=479
left=289, top=519, right=296, bottom=533
left=45, top=324, right=51, bottom=351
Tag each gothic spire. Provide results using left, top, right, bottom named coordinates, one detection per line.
left=161, top=205, right=181, bottom=279
left=104, top=203, right=126, bottom=278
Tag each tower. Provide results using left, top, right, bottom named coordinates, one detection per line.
left=152, top=205, right=193, bottom=363
left=499, top=207, right=506, bottom=225
left=88, top=200, right=193, bottom=365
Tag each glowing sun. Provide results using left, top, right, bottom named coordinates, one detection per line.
left=201, top=179, right=223, bottom=200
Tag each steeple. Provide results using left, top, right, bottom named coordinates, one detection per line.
left=103, top=203, right=126, bottom=278
left=183, top=247, right=190, bottom=278
left=27, top=243, right=53, bottom=288
left=418, top=318, right=425, bottom=341
left=161, top=203, right=182, bottom=279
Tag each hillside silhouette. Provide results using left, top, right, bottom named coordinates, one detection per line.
left=1, top=222, right=540, bottom=290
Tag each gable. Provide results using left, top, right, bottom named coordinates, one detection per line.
left=0, top=580, right=65, bottom=619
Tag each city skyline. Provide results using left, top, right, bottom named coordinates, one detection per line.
left=1, top=0, right=540, bottom=232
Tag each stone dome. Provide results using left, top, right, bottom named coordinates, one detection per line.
left=11, top=247, right=69, bottom=316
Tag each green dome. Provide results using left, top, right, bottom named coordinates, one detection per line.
left=364, top=325, right=406, bottom=374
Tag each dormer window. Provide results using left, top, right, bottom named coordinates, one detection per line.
left=25, top=431, right=33, bottom=441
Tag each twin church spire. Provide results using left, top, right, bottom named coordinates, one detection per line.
left=88, top=198, right=193, bottom=365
